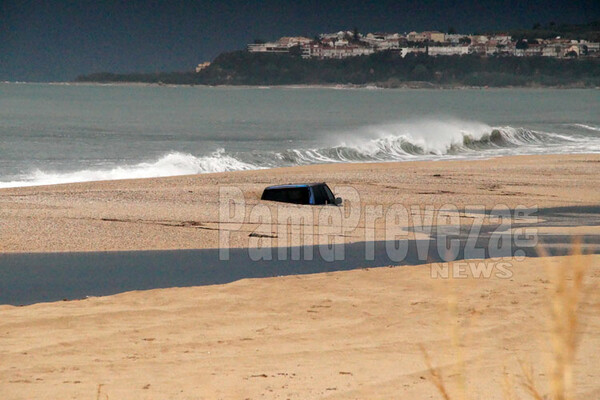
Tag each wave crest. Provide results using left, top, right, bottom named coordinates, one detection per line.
left=278, top=124, right=572, bottom=164
left=0, top=119, right=592, bottom=188
left=571, top=123, right=600, bottom=132
left=0, top=149, right=258, bottom=188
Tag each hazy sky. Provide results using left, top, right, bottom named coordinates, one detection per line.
left=1, top=0, right=599, bottom=81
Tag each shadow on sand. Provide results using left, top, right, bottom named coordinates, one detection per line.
left=1, top=232, right=598, bottom=305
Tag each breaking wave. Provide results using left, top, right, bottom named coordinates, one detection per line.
left=276, top=121, right=581, bottom=164
left=0, top=149, right=259, bottom=188
left=571, top=123, right=600, bottom=132
left=0, top=119, right=595, bottom=188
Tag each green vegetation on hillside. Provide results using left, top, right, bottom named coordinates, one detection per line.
left=76, top=51, right=600, bottom=88
left=499, top=20, right=600, bottom=42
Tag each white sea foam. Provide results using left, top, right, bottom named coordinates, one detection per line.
left=1, top=118, right=595, bottom=189
left=572, top=123, right=600, bottom=132
left=0, top=149, right=259, bottom=188
left=276, top=119, right=569, bottom=164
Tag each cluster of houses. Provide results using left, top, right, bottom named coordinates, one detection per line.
left=247, top=30, right=600, bottom=59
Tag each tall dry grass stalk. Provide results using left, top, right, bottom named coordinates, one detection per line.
left=420, top=344, right=453, bottom=400
left=421, top=263, right=469, bottom=400
left=423, top=242, right=593, bottom=400
left=501, top=367, right=519, bottom=400
left=515, top=242, right=591, bottom=400
left=96, top=383, right=108, bottom=400
left=518, top=360, right=545, bottom=400
left=541, top=242, right=590, bottom=400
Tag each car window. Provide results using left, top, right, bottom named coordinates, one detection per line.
left=312, top=185, right=328, bottom=205
left=286, top=188, right=310, bottom=204
left=323, top=185, right=335, bottom=204
left=262, top=187, right=310, bottom=204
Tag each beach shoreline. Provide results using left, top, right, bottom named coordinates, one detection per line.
left=1, top=153, right=599, bottom=399
left=4, top=80, right=600, bottom=90
left=1, top=153, right=599, bottom=254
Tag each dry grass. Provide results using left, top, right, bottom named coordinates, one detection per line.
left=422, top=245, right=593, bottom=400
left=518, top=361, right=545, bottom=400
left=501, top=367, right=519, bottom=400
left=420, top=344, right=453, bottom=400
left=543, top=243, right=590, bottom=400
left=96, top=383, right=107, bottom=400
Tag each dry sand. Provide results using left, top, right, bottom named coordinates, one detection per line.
left=0, top=255, right=598, bottom=399
left=1, top=154, right=599, bottom=399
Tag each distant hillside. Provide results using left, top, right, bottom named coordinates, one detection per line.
left=76, top=51, right=600, bottom=88
left=74, top=71, right=201, bottom=85
left=497, top=20, right=600, bottom=42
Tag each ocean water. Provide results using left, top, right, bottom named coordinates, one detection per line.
left=0, top=83, right=599, bottom=188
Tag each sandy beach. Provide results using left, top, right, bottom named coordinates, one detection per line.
left=1, top=154, right=599, bottom=399
left=1, top=255, right=599, bottom=399
left=1, top=153, right=599, bottom=253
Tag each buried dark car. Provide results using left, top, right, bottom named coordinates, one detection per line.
left=261, top=183, right=342, bottom=206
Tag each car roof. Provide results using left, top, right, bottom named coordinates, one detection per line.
left=264, top=182, right=327, bottom=190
